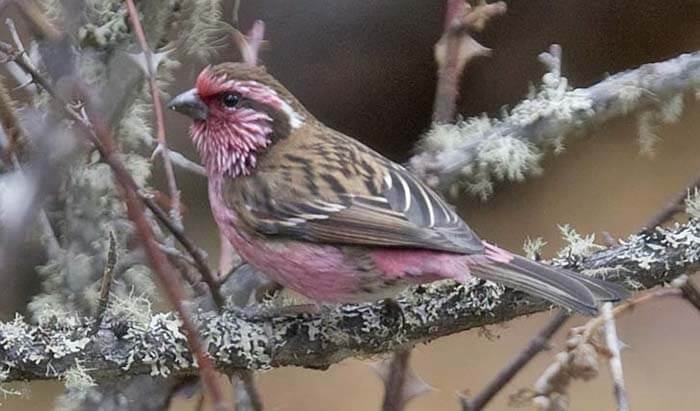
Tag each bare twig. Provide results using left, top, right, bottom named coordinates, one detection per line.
left=232, top=20, right=266, bottom=67
left=432, top=0, right=506, bottom=123
left=93, top=231, right=118, bottom=333
left=677, top=273, right=700, bottom=312
left=461, top=310, right=569, bottom=411
left=124, top=0, right=183, bottom=229
left=152, top=145, right=206, bottom=176
left=382, top=349, right=412, bottom=411
left=89, top=117, right=229, bottom=411
left=645, top=174, right=700, bottom=230
left=601, top=302, right=629, bottom=411
left=138, top=190, right=225, bottom=307
left=524, top=286, right=683, bottom=409
left=1, top=37, right=230, bottom=411
left=233, top=371, right=264, bottom=411
left=1, top=40, right=224, bottom=307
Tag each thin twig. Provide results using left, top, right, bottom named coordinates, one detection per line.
left=382, top=349, right=412, bottom=411
left=582, top=287, right=682, bottom=341
left=1, top=40, right=224, bottom=307
left=644, top=174, right=700, bottom=230
left=152, top=145, right=206, bottom=176
left=601, top=302, right=629, bottom=411
left=232, top=20, right=266, bottom=67
left=234, top=371, right=264, bottom=411
left=432, top=0, right=506, bottom=123
left=1, top=37, right=230, bottom=411
left=524, top=286, right=682, bottom=409
left=461, top=309, right=570, bottom=411
left=93, top=231, right=118, bottom=334
left=138, top=190, right=225, bottom=307
left=124, top=0, right=183, bottom=229
left=90, top=117, right=230, bottom=411
left=677, top=273, right=700, bottom=312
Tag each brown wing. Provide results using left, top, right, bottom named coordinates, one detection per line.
left=225, top=125, right=484, bottom=254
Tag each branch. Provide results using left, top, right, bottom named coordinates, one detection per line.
left=124, top=0, right=183, bottom=229
left=460, top=310, right=570, bottom=411
left=1, top=33, right=229, bottom=411
left=432, top=0, right=506, bottom=123
left=601, top=302, right=629, bottom=411
left=411, top=47, right=700, bottom=197
left=644, top=173, right=700, bottom=229
left=2, top=218, right=699, bottom=382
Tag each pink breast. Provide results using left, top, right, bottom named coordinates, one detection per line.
left=208, top=178, right=364, bottom=302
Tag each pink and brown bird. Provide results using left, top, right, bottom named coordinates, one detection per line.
left=169, top=63, right=627, bottom=315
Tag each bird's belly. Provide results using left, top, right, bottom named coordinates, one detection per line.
left=224, top=227, right=394, bottom=303
left=208, top=189, right=382, bottom=302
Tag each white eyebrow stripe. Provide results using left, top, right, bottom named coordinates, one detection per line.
left=394, top=172, right=411, bottom=213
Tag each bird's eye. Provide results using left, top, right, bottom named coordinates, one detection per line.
left=221, top=93, right=240, bottom=108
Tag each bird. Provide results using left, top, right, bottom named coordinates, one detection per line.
left=168, top=63, right=628, bottom=315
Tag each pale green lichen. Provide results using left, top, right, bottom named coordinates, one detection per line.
left=556, top=225, right=605, bottom=260
left=685, top=188, right=700, bottom=219
left=413, top=45, right=594, bottom=199
left=63, top=361, right=97, bottom=392
left=523, top=237, right=548, bottom=260
left=175, top=0, right=230, bottom=59
left=637, top=110, right=660, bottom=155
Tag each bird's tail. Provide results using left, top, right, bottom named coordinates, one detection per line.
left=471, top=244, right=629, bottom=316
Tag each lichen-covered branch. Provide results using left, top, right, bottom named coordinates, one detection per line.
left=1, top=219, right=699, bottom=383
left=411, top=46, right=700, bottom=199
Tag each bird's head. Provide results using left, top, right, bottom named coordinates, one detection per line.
left=168, top=63, right=309, bottom=177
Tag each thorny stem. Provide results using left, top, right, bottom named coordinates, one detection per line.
left=525, top=285, right=688, bottom=408
left=0, top=37, right=230, bottom=411
left=124, top=0, right=183, bottom=229
left=432, top=0, right=506, bottom=123
left=90, top=118, right=230, bottom=411
left=0, top=40, right=225, bottom=307
left=601, top=302, right=630, bottom=411
left=461, top=309, right=570, bottom=411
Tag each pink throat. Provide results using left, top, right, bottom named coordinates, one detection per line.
left=190, top=110, right=273, bottom=177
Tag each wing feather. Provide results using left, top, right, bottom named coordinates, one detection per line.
left=226, top=126, right=484, bottom=254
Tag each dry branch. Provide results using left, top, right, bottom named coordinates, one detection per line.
left=1, top=218, right=699, bottom=382
left=461, top=310, right=570, bottom=411
left=411, top=48, right=700, bottom=196
left=124, top=0, right=183, bottom=229
left=601, top=302, right=629, bottom=411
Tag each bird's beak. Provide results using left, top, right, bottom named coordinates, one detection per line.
left=168, top=88, right=208, bottom=120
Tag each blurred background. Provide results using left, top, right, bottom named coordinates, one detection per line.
left=3, top=0, right=700, bottom=409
